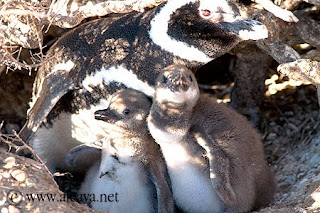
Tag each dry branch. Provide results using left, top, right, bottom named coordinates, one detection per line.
left=254, top=0, right=299, bottom=22
left=0, top=41, right=43, bottom=71
left=277, top=59, right=320, bottom=85
left=295, top=8, right=320, bottom=48
left=304, top=49, right=320, bottom=61
left=303, top=0, right=320, bottom=6
left=257, top=41, right=301, bottom=64
left=47, top=0, right=165, bottom=28
left=232, top=0, right=320, bottom=107
left=254, top=14, right=301, bottom=64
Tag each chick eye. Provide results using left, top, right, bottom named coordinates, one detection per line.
left=201, top=9, right=211, bottom=17
left=123, top=109, right=131, bottom=115
left=162, top=76, right=168, bottom=84
left=189, top=75, right=193, bottom=82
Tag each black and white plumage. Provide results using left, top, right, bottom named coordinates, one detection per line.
left=20, top=0, right=268, bottom=172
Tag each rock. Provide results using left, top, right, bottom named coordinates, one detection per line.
left=267, top=133, right=278, bottom=140
left=8, top=205, right=20, bottom=213
left=1, top=207, right=9, bottom=213
left=25, top=178, right=35, bottom=187
left=0, top=149, right=94, bottom=212
left=3, top=157, right=16, bottom=169
left=10, top=170, right=26, bottom=183
left=2, top=172, right=11, bottom=179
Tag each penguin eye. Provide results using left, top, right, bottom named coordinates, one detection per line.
left=201, top=9, right=211, bottom=17
left=162, top=76, right=168, bottom=84
left=123, top=109, right=130, bottom=115
left=189, top=75, right=193, bottom=82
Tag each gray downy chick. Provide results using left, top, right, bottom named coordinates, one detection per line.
left=147, top=65, right=276, bottom=213
left=66, top=89, right=174, bottom=213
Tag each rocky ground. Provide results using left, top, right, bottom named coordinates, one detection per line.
left=199, top=65, right=320, bottom=212
left=0, top=136, right=94, bottom=212
left=259, top=83, right=320, bottom=212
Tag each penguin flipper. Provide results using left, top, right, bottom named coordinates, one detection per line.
left=66, top=144, right=102, bottom=170
left=19, top=70, right=76, bottom=143
left=195, top=132, right=236, bottom=206
left=145, top=159, right=175, bottom=213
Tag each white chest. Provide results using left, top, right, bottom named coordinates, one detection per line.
left=81, top=156, right=153, bottom=213
left=160, top=143, right=222, bottom=213
left=148, top=118, right=184, bottom=144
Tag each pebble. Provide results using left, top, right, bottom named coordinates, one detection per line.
left=269, top=122, right=277, bottom=127
left=25, top=178, right=35, bottom=187
left=310, top=155, right=320, bottom=164
left=0, top=197, right=6, bottom=206
left=1, top=207, right=9, bottom=213
left=3, top=157, right=17, bottom=169
left=284, top=111, right=294, bottom=117
left=266, top=133, right=277, bottom=140
left=8, top=206, right=20, bottom=213
left=288, top=123, right=298, bottom=131
left=2, top=172, right=11, bottom=179
left=10, top=170, right=27, bottom=183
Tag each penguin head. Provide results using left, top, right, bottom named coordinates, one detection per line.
left=195, top=0, right=241, bottom=23
left=154, top=65, right=200, bottom=107
left=152, top=0, right=268, bottom=62
left=94, top=89, right=151, bottom=132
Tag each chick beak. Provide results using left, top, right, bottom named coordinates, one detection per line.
left=94, top=109, right=111, bottom=121
left=169, top=73, right=189, bottom=92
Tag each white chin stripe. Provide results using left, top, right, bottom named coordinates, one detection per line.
left=82, top=66, right=155, bottom=97
left=155, top=87, right=199, bottom=104
left=149, top=0, right=212, bottom=63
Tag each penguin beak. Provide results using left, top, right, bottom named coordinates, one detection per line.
left=218, top=19, right=268, bottom=41
left=94, top=109, right=120, bottom=122
left=168, top=73, right=189, bottom=92
left=199, top=0, right=268, bottom=40
left=94, top=109, right=110, bottom=121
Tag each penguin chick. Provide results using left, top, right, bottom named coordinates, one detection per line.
left=66, top=89, right=174, bottom=213
left=147, top=65, right=276, bottom=213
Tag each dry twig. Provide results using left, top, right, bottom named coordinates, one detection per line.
left=0, top=130, right=58, bottom=187
left=277, top=59, right=320, bottom=85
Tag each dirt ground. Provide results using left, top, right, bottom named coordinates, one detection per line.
left=198, top=59, right=320, bottom=212
left=259, top=84, right=320, bottom=212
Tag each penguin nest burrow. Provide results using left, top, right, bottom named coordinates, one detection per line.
left=1, top=0, right=320, bottom=212
left=1, top=60, right=320, bottom=212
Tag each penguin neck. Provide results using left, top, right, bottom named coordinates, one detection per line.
left=104, top=129, right=149, bottom=159
left=148, top=100, right=194, bottom=142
